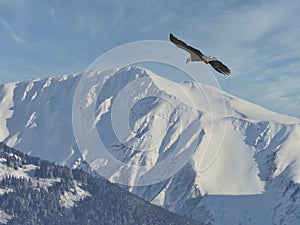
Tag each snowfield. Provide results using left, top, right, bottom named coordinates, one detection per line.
left=0, top=66, right=300, bottom=225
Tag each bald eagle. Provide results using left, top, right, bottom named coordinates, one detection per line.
left=169, top=33, right=231, bottom=76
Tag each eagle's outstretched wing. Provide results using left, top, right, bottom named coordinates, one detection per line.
left=208, top=60, right=231, bottom=76
left=169, top=33, right=204, bottom=60
left=169, top=33, right=231, bottom=76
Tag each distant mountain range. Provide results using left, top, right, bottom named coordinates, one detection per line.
left=0, top=66, right=300, bottom=224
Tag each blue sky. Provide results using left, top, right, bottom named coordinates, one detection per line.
left=0, top=0, right=300, bottom=118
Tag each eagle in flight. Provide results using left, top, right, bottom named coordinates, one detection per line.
left=169, top=33, right=231, bottom=76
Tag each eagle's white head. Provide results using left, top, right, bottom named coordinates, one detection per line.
left=203, top=56, right=218, bottom=64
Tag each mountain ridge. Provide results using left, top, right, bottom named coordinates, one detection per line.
left=0, top=66, right=300, bottom=224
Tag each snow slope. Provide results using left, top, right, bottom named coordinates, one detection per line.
left=0, top=67, right=300, bottom=224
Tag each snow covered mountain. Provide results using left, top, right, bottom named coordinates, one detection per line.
left=0, top=66, right=300, bottom=225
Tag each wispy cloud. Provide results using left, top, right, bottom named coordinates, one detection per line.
left=0, top=17, right=25, bottom=44
left=181, top=0, right=300, bottom=118
left=0, top=0, right=299, bottom=117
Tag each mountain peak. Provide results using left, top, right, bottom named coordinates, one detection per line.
left=0, top=67, right=300, bottom=224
